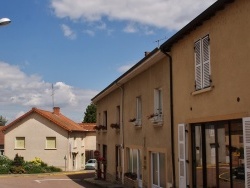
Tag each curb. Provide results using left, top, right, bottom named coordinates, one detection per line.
left=84, top=178, right=124, bottom=188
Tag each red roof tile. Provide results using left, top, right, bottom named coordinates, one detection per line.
left=3, top=107, right=88, bottom=132
left=78, top=123, right=96, bottom=132
left=0, top=126, right=4, bottom=145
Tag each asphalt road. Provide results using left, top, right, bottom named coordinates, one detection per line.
left=0, top=171, right=99, bottom=188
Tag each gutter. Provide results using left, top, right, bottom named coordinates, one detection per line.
left=116, top=83, right=125, bottom=184
left=161, top=50, right=176, bottom=188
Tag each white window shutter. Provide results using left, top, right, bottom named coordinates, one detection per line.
left=194, top=40, right=202, bottom=90
left=178, top=124, right=186, bottom=188
left=243, top=117, right=250, bottom=186
left=202, top=36, right=211, bottom=88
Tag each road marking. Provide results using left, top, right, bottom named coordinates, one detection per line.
left=35, top=179, right=81, bottom=183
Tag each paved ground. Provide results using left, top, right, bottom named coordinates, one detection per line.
left=84, top=177, right=124, bottom=188
left=0, top=170, right=100, bottom=188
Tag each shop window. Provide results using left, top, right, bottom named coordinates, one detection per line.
left=191, top=120, right=245, bottom=188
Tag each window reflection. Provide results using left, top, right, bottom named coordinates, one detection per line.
left=193, top=120, right=245, bottom=188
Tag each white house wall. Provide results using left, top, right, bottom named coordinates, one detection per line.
left=4, top=113, right=69, bottom=170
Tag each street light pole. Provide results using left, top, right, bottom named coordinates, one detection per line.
left=0, top=18, right=11, bottom=26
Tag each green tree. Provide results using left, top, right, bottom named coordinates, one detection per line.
left=83, top=103, right=96, bottom=123
left=0, top=116, right=7, bottom=126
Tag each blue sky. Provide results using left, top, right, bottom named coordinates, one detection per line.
left=0, top=0, right=216, bottom=123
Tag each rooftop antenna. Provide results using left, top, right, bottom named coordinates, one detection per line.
left=154, top=36, right=166, bottom=48
left=51, top=84, right=55, bottom=108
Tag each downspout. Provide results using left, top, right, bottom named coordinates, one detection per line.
left=68, top=131, right=70, bottom=171
left=161, top=50, right=176, bottom=188
left=116, top=83, right=125, bottom=184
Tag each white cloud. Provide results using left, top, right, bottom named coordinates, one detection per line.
left=0, top=61, right=98, bottom=122
left=61, top=24, right=77, bottom=39
left=51, top=0, right=216, bottom=32
left=83, top=29, right=95, bottom=36
left=123, top=23, right=138, bottom=33
left=96, top=22, right=107, bottom=30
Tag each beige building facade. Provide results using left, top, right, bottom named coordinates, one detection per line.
left=93, top=0, right=250, bottom=187
left=3, top=107, right=96, bottom=171
left=160, top=0, right=250, bottom=187
left=92, top=49, right=173, bottom=187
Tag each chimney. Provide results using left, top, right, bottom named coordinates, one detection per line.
left=53, top=107, right=60, bottom=115
left=144, top=51, right=150, bottom=56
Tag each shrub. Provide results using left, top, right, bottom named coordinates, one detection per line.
left=124, top=172, right=137, bottom=180
left=0, top=155, right=12, bottom=166
left=24, top=165, right=45, bottom=174
left=0, top=164, right=10, bottom=174
left=9, top=166, right=26, bottom=174
left=45, top=166, right=62, bottom=172
left=30, top=157, right=43, bottom=166
left=12, top=154, right=24, bottom=167
left=0, top=155, right=62, bottom=174
left=23, top=158, right=62, bottom=173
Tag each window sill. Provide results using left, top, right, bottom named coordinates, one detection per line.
left=134, top=125, right=142, bottom=129
left=45, top=148, right=57, bottom=150
left=14, top=148, right=25, bottom=150
left=152, top=121, right=163, bottom=127
left=192, top=86, right=213, bottom=96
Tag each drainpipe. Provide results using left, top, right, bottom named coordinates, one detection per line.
left=161, top=50, right=176, bottom=188
left=116, top=83, right=125, bottom=184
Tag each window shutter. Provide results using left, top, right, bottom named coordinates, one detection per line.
left=194, top=40, right=202, bottom=90
left=46, top=137, right=56, bottom=148
left=243, top=117, right=250, bottom=186
left=202, top=36, right=211, bottom=88
left=178, top=124, right=186, bottom=188
left=136, top=97, right=142, bottom=121
left=16, top=137, right=25, bottom=148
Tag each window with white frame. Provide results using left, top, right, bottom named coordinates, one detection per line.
left=46, top=137, right=56, bottom=149
left=151, top=152, right=166, bottom=188
left=136, top=96, right=142, bottom=125
left=15, top=137, right=25, bottom=149
left=116, top=106, right=120, bottom=124
left=127, top=148, right=142, bottom=182
left=103, top=111, right=107, bottom=130
left=154, top=88, right=163, bottom=122
left=194, top=35, right=211, bottom=90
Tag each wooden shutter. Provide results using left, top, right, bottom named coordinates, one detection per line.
left=243, top=117, right=250, bottom=186
left=178, top=124, right=186, bottom=188
left=202, top=35, right=211, bottom=88
left=136, top=97, right=142, bottom=121
left=194, top=40, right=202, bottom=90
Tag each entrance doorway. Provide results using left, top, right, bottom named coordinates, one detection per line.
left=191, top=120, right=245, bottom=188
left=116, top=146, right=122, bottom=180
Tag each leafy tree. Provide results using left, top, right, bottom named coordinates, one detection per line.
left=0, top=116, right=7, bottom=126
left=83, top=103, right=96, bottom=123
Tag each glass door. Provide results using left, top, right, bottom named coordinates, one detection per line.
left=151, top=152, right=166, bottom=188
left=192, top=120, right=245, bottom=188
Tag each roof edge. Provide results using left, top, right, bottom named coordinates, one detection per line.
left=160, top=0, right=234, bottom=52
left=92, top=48, right=162, bottom=103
